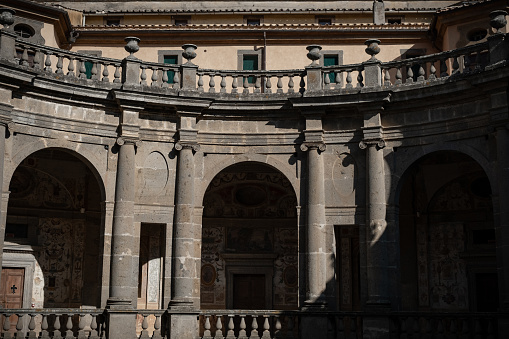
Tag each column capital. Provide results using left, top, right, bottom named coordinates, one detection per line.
left=175, top=141, right=200, bottom=152
left=300, top=141, right=326, bottom=152
left=116, top=136, right=141, bottom=148
left=359, top=138, right=385, bottom=150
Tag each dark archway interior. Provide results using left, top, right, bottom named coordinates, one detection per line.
left=399, top=151, right=497, bottom=311
left=5, top=149, right=103, bottom=308
left=200, top=162, right=298, bottom=310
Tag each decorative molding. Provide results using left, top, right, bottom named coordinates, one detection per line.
left=300, top=141, right=326, bottom=152
left=116, top=136, right=141, bottom=147
left=359, top=138, right=385, bottom=150
left=175, top=141, right=200, bottom=152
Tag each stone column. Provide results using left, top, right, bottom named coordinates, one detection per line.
left=107, top=137, right=138, bottom=308
left=0, top=104, right=12, bottom=290
left=170, top=141, right=200, bottom=308
left=300, top=142, right=328, bottom=307
left=496, top=127, right=509, bottom=312
left=168, top=141, right=200, bottom=339
left=359, top=138, right=389, bottom=306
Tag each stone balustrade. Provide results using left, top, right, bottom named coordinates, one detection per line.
left=0, top=30, right=505, bottom=99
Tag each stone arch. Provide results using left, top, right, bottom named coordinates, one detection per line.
left=7, top=139, right=107, bottom=202
left=200, top=161, right=299, bottom=311
left=199, top=154, right=299, bottom=207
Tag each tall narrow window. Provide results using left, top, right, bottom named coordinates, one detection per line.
left=243, top=55, right=259, bottom=84
left=164, top=55, right=179, bottom=84
left=324, top=55, right=339, bottom=83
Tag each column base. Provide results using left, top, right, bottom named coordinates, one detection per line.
left=106, top=310, right=137, bottom=339
left=168, top=299, right=195, bottom=311
left=106, top=297, right=133, bottom=310
left=168, top=312, right=199, bottom=339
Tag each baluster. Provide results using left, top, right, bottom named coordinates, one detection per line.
left=324, top=71, right=331, bottom=89
left=261, top=316, right=270, bottom=339
left=460, top=318, right=469, bottom=339
left=77, top=315, right=87, bottom=339
left=395, top=67, right=402, bottom=85
left=89, top=314, right=99, bottom=339
left=463, top=53, right=471, bottom=74
left=33, top=50, right=41, bottom=70
left=452, top=56, right=460, bottom=74
left=349, top=316, right=357, bottom=339
left=67, top=57, right=75, bottom=77
left=21, top=46, right=29, bottom=67
left=400, top=317, right=408, bottom=339
left=254, top=75, right=261, bottom=93
left=429, top=61, right=437, bottom=80
left=346, top=70, right=353, bottom=88
left=486, top=318, right=494, bottom=339
left=162, top=68, right=169, bottom=88
left=440, top=58, right=448, bottom=77
left=288, top=75, right=295, bottom=93
left=56, top=55, right=64, bottom=74
left=250, top=316, right=260, bottom=339
left=198, top=73, right=205, bottom=92
left=15, top=313, right=24, bottom=339
left=151, top=68, right=158, bottom=86
left=448, top=318, right=457, bottom=339
left=356, top=68, right=363, bottom=88
left=474, top=51, right=482, bottom=71
left=243, top=75, right=249, bottom=94
left=214, top=315, right=223, bottom=339
left=140, top=66, right=147, bottom=85
left=173, top=70, right=180, bottom=89
left=383, top=68, right=391, bottom=87
left=231, top=75, right=238, bottom=94
left=417, top=63, right=425, bottom=81
left=274, top=316, right=282, bottom=339
left=209, top=73, right=216, bottom=93
left=113, top=65, right=121, bottom=83
left=78, top=60, right=87, bottom=79
left=406, top=65, right=414, bottom=83
left=225, top=315, right=235, bottom=339
left=41, top=314, right=50, bottom=339
left=423, top=317, right=433, bottom=339
left=299, top=74, right=306, bottom=94
left=203, top=315, right=212, bottom=339
left=152, top=314, right=163, bottom=339
left=277, top=76, right=283, bottom=93
left=337, top=316, right=345, bottom=339
left=285, top=315, right=294, bottom=339
left=65, top=314, right=74, bottom=339
left=27, top=314, right=36, bottom=339
left=91, top=62, right=98, bottom=80
left=412, top=317, right=421, bottom=338
left=220, top=75, right=227, bottom=93
left=335, top=71, right=342, bottom=89
left=436, top=318, right=445, bottom=339
left=3, top=313, right=12, bottom=339
left=54, top=314, right=62, bottom=339
left=99, top=63, right=109, bottom=82
left=238, top=315, right=247, bottom=339
left=473, top=319, right=482, bottom=339
left=265, top=75, right=272, bottom=94
left=140, top=314, right=150, bottom=339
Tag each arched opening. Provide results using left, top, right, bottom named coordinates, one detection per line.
left=2, top=148, right=104, bottom=310
left=200, top=162, right=298, bottom=310
left=399, top=151, right=497, bottom=311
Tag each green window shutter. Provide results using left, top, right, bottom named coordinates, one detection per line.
left=243, top=55, right=258, bottom=84
left=85, top=61, right=93, bottom=79
left=324, top=55, right=339, bottom=83
left=164, top=55, right=179, bottom=84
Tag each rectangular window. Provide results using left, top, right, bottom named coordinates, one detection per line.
left=244, top=15, right=263, bottom=26
left=164, top=55, right=179, bottom=84
left=324, top=55, right=339, bottom=83
left=387, top=16, right=403, bottom=24
left=243, top=54, right=259, bottom=84
left=173, top=16, right=190, bottom=26
left=316, top=16, right=334, bottom=25
left=104, top=16, right=123, bottom=26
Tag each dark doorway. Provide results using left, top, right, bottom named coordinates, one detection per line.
left=233, top=274, right=266, bottom=309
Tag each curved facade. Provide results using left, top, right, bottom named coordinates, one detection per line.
left=0, top=1, right=509, bottom=338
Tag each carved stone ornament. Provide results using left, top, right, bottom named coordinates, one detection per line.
left=0, top=8, right=15, bottom=29
left=359, top=139, right=386, bottom=150
left=306, top=45, right=322, bottom=66
left=116, top=137, right=142, bottom=147
left=182, top=44, right=198, bottom=64
left=364, top=39, right=381, bottom=60
left=490, top=10, right=507, bottom=33
left=175, top=141, right=200, bottom=152
left=124, top=37, right=140, bottom=58
left=300, top=142, right=326, bottom=152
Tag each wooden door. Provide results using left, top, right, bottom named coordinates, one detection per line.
left=233, top=274, right=266, bottom=309
left=0, top=268, right=24, bottom=333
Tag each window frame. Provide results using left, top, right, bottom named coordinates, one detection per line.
left=77, top=50, right=102, bottom=80
left=237, top=49, right=263, bottom=86
left=316, top=15, right=335, bottom=26
left=243, top=15, right=263, bottom=26
left=320, top=50, right=343, bottom=85
left=158, top=50, right=183, bottom=84
left=103, top=16, right=123, bottom=26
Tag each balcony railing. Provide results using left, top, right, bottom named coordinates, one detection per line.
left=0, top=30, right=503, bottom=101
